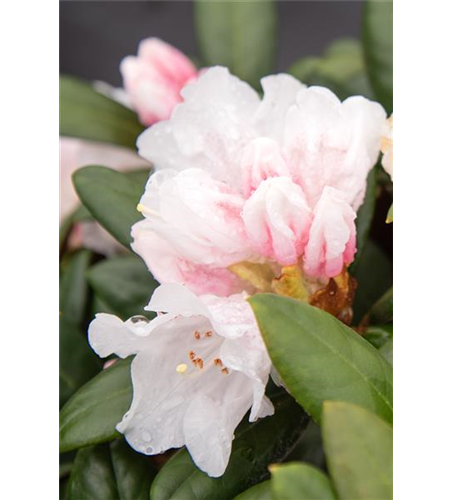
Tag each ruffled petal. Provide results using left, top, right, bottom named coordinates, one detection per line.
left=134, top=168, right=251, bottom=268
left=283, top=86, right=386, bottom=210
left=253, top=74, right=306, bottom=141
left=131, top=221, right=244, bottom=297
left=242, top=177, right=312, bottom=265
left=240, top=137, right=291, bottom=197
left=303, top=187, right=357, bottom=279
left=137, top=67, right=260, bottom=188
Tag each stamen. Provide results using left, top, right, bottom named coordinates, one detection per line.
left=136, top=203, right=160, bottom=217
left=205, top=331, right=212, bottom=337
left=194, top=331, right=201, bottom=340
left=213, top=358, right=223, bottom=367
left=188, top=350, right=196, bottom=361
left=221, top=367, right=229, bottom=375
left=176, top=363, right=188, bottom=374
left=196, top=358, right=204, bottom=369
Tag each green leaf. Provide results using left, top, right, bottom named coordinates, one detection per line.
left=234, top=481, right=272, bottom=500
left=322, top=401, right=393, bottom=500
left=73, top=166, right=148, bottom=249
left=68, top=440, right=156, bottom=500
left=150, top=394, right=309, bottom=500
left=60, top=357, right=133, bottom=452
left=60, top=75, right=144, bottom=149
left=87, top=254, right=158, bottom=320
left=60, top=250, right=92, bottom=324
left=386, top=203, right=393, bottom=223
left=59, top=317, right=100, bottom=408
left=365, top=287, right=393, bottom=325
left=289, top=38, right=374, bottom=100
left=249, top=295, right=393, bottom=424
left=60, top=477, right=70, bottom=500
left=284, top=421, right=325, bottom=471
left=352, top=166, right=377, bottom=271
left=364, top=324, right=393, bottom=349
left=271, top=462, right=336, bottom=500
left=379, top=339, right=393, bottom=366
left=351, top=241, right=392, bottom=324
left=110, top=439, right=158, bottom=500
left=68, top=444, right=119, bottom=500
left=194, top=0, right=277, bottom=88
left=363, top=0, right=452, bottom=113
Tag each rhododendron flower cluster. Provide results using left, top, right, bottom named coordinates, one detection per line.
left=133, top=67, right=386, bottom=293
left=88, top=66, right=386, bottom=477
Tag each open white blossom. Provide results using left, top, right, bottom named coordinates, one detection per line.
left=88, top=283, right=273, bottom=477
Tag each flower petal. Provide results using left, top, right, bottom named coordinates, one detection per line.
left=242, top=177, right=312, bottom=265
left=253, top=74, right=306, bottom=141
left=240, top=137, right=291, bottom=197
left=131, top=221, right=244, bottom=297
left=88, top=313, right=153, bottom=359
left=183, top=375, right=253, bottom=477
left=303, top=187, right=357, bottom=279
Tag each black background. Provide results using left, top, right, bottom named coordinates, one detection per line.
left=60, top=0, right=363, bottom=85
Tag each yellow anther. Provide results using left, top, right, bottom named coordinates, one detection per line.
left=176, top=363, right=188, bottom=374
left=136, top=203, right=145, bottom=213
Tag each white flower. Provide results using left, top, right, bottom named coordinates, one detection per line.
left=88, top=283, right=273, bottom=477
left=133, top=67, right=386, bottom=284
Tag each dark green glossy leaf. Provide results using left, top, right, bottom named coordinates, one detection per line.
left=363, top=0, right=452, bottom=113
left=323, top=401, right=393, bottom=500
left=289, top=38, right=374, bottom=100
left=249, top=295, right=393, bottom=424
left=60, top=461, right=73, bottom=480
left=234, top=480, right=272, bottom=500
left=73, top=166, right=148, bottom=249
left=352, top=167, right=377, bottom=271
left=110, top=439, right=157, bottom=500
left=271, top=462, right=336, bottom=500
left=364, top=324, right=393, bottom=349
left=194, top=0, right=277, bottom=88
left=386, top=203, right=393, bottom=223
left=68, top=440, right=156, bottom=500
left=87, top=254, right=158, bottom=320
left=60, top=250, right=92, bottom=324
left=60, top=75, right=144, bottom=149
left=68, top=444, right=118, bottom=500
left=365, top=287, right=393, bottom=325
left=284, top=420, right=325, bottom=471
left=150, top=394, right=309, bottom=500
left=60, top=357, right=133, bottom=452
left=60, top=477, right=70, bottom=500
left=60, top=316, right=100, bottom=408
left=351, top=241, right=392, bottom=324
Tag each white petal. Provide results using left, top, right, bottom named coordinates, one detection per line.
left=118, top=314, right=221, bottom=455
left=88, top=313, right=153, bottom=359
left=183, top=374, right=253, bottom=477
left=253, top=74, right=306, bottom=141
left=138, top=67, right=260, bottom=189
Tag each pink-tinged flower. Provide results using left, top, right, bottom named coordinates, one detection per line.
left=242, top=177, right=312, bottom=266
left=60, top=137, right=149, bottom=254
left=303, top=187, right=357, bottom=279
left=120, top=38, right=198, bottom=126
left=133, top=67, right=386, bottom=284
left=88, top=283, right=273, bottom=478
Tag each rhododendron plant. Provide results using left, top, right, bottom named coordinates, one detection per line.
left=60, top=2, right=393, bottom=498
